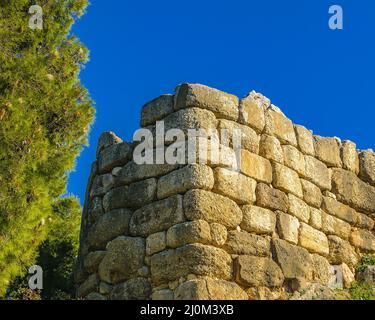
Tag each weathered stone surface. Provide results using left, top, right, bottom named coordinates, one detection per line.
left=359, top=150, right=375, bottom=187
left=110, top=278, right=151, bottom=300
left=151, top=244, right=232, bottom=285
left=357, top=266, right=375, bottom=285
left=272, top=239, right=313, bottom=280
left=152, top=289, right=174, bottom=300
left=294, top=125, right=314, bottom=156
left=282, top=145, right=306, bottom=177
left=130, top=195, right=184, bottom=237
left=224, top=230, right=270, bottom=257
left=87, top=209, right=132, bottom=249
left=209, top=223, right=228, bottom=246
left=117, top=159, right=178, bottom=186
left=256, top=183, right=289, bottom=212
left=90, top=174, right=114, bottom=198
left=277, top=212, right=300, bottom=245
left=84, top=251, right=106, bottom=273
left=299, top=222, right=329, bottom=256
left=357, top=212, right=375, bottom=230
left=321, top=212, right=351, bottom=240
left=157, top=165, right=214, bottom=199
left=184, top=190, right=242, bottom=229
left=86, top=292, right=107, bottom=300
left=240, top=150, right=272, bottom=183
left=88, top=197, right=104, bottom=226
left=103, top=179, right=157, bottom=211
left=331, top=168, right=375, bottom=213
left=218, top=119, right=260, bottom=154
left=77, top=274, right=100, bottom=298
left=265, top=108, right=297, bottom=146
left=328, top=235, right=359, bottom=268
left=241, top=205, right=276, bottom=235
left=238, top=91, right=268, bottom=133
left=290, top=283, right=350, bottom=300
left=98, top=236, right=145, bottom=284
left=98, top=142, right=133, bottom=174
left=321, top=197, right=358, bottom=225
left=175, top=83, right=239, bottom=120
left=247, top=287, right=286, bottom=300
left=141, top=94, right=174, bottom=127
left=314, top=136, right=342, bottom=168
left=259, top=134, right=283, bottom=164
left=304, top=155, right=331, bottom=190
left=309, top=208, right=323, bottom=230
left=96, top=132, right=123, bottom=158
left=311, top=254, right=333, bottom=286
left=146, top=232, right=167, bottom=256
left=99, top=282, right=113, bottom=295
left=288, top=194, right=310, bottom=223
left=350, top=229, right=375, bottom=252
left=272, top=163, right=303, bottom=198
left=166, top=220, right=212, bottom=248
left=341, top=263, right=355, bottom=289
left=213, top=168, right=256, bottom=205
left=301, top=179, right=322, bottom=208
left=341, top=141, right=359, bottom=174
left=235, top=255, right=284, bottom=287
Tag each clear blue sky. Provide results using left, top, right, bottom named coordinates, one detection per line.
left=68, top=0, right=375, bottom=203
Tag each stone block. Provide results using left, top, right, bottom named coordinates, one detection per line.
left=350, top=229, right=375, bottom=252
left=238, top=91, right=268, bottom=133
left=288, top=194, right=310, bottom=223
left=328, top=235, right=359, bottom=269
left=152, top=289, right=174, bottom=300
left=174, top=83, right=239, bottom=121
left=110, top=278, right=151, bottom=300
left=241, top=205, right=276, bottom=235
left=357, top=212, right=375, bottom=231
left=300, top=179, right=322, bottom=208
left=166, top=220, right=212, bottom=248
left=213, top=168, right=256, bottom=205
left=277, top=212, right=300, bottom=245
left=304, top=155, right=331, bottom=190
left=359, top=150, right=375, bottom=187
left=224, top=230, right=270, bottom=257
left=256, top=183, right=289, bottom=212
left=299, top=222, right=329, bottom=256
left=311, top=254, right=333, bottom=286
left=265, top=108, right=297, bottom=146
left=272, top=163, right=303, bottom=198
left=259, top=134, right=283, bottom=164
left=240, top=150, right=273, bottom=183
left=309, top=208, right=323, bottom=230
left=294, top=125, right=314, bottom=156
left=282, top=145, right=306, bottom=177
left=341, top=141, right=359, bottom=174
left=98, top=142, right=133, bottom=174
left=141, top=94, right=174, bottom=127
left=151, top=244, right=232, bottom=285
left=184, top=189, right=242, bottom=229
left=321, top=212, right=351, bottom=240
left=96, top=131, right=122, bottom=158
left=84, top=251, right=106, bottom=273
left=157, top=164, right=214, bottom=199
left=209, top=223, right=228, bottom=246
left=98, top=236, right=145, bottom=284
left=146, top=232, right=167, bottom=256
left=77, top=274, right=100, bottom=298
left=130, top=195, right=184, bottom=237
left=235, top=255, right=284, bottom=287
left=314, top=136, right=342, bottom=168
left=321, top=197, right=358, bottom=225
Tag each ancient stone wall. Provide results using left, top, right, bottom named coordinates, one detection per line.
left=75, top=83, right=375, bottom=300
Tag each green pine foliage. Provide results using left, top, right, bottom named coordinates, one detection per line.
left=0, top=0, right=94, bottom=296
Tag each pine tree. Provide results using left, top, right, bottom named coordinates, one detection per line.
left=0, top=0, right=94, bottom=296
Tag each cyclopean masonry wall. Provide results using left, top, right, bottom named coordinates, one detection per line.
left=74, top=83, right=375, bottom=300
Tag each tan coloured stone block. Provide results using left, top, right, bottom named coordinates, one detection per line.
left=241, top=150, right=273, bottom=183
left=309, top=208, right=323, bottom=230
left=282, top=145, right=306, bottom=177
left=304, top=155, right=331, bottom=190
left=314, top=136, right=342, bottom=168
left=166, top=220, right=212, bottom=248
left=272, top=163, right=303, bottom=198
left=350, top=229, right=375, bottom=252
left=157, top=164, right=214, bottom=199
left=288, top=194, right=310, bottom=223
left=224, top=230, right=270, bottom=257
left=213, top=168, right=256, bottom=205
left=356, top=212, right=375, bottom=231
left=141, top=94, right=174, bottom=127
left=300, top=179, right=322, bottom=208
left=210, top=223, right=228, bottom=246
left=265, top=108, right=297, bottom=146
left=299, top=223, right=329, bottom=256
left=294, top=125, right=314, bottom=156
left=146, top=232, right=167, bottom=256
left=241, top=205, right=276, bottom=235
left=256, top=183, right=289, bottom=212
left=175, top=83, right=239, bottom=121
left=328, top=235, right=359, bottom=269
left=259, top=134, right=284, bottom=164
left=238, top=91, right=268, bottom=133
left=184, top=189, right=242, bottom=229
left=321, top=212, right=351, bottom=240
left=277, top=212, right=300, bottom=245
left=359, top=150, right=375, bottom=187
left=341, top=141, right=359, bottom=174
left=247, top=287, right=286, bottom=300
left=321, top=197, right=358, bottom=225
left=311, top=254, right=333, bottom=286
